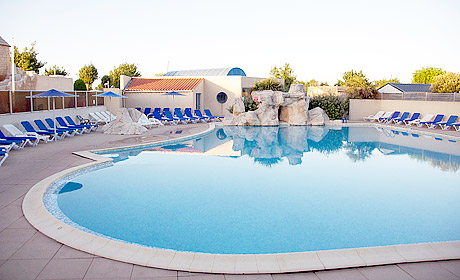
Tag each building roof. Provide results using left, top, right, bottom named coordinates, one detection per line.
left=0, top=36, right=10, bottom=47
left=125, top=78, right=203, bottom=92
left=380, top=83, right=432, bottom=92
left=164, top=67, right=246, bottom=77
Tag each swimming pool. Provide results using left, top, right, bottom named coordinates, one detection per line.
left=44, top=126, right=460, bottom=255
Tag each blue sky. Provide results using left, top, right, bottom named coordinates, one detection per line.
left=1, top=0, right=459, bottom=85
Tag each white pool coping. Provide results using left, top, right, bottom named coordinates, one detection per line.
left=22, top=123, right=460, bottom=274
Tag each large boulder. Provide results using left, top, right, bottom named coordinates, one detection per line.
left=222, top=111, right=261, bottom=126
left=232, top=97, right=245, bottom=116
left=279, top=99, right=308, bottom=125
left=307, top=107, right=330, bottom=126
left=288, top=84, right=306, bottom=98
left=102, top=108, right=147, bottom=135
left=254, top=102, right=279, bottom=126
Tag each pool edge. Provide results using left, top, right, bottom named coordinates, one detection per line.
left=22, top=122, right=460, bottom=274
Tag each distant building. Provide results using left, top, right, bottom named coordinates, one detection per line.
left=0, top=35, right=11, bottom=82
left=378, top=83, right=432, bottom=94
left=307, top=86, right=348, bottom=97
left=121, top=67, right=265, bottom=115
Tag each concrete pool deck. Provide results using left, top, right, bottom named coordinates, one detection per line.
left=1, top=122, right=460, bottom=279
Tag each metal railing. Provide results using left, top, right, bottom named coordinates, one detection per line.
left=0, top=90, right=105, bottom=115
left=376, top=92, right=460, bottom=102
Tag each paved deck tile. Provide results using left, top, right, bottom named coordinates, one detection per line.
left=131, top=264, right=178, bottom=278
left=0, top=123, right=458, bottom=279
left=357, top=264, right=414, bottom=280
left=315, top=268, right=367, bottom=280
left=225, top=274, right=273, bottom=280
left=84, top=258, right=133, bottom=279
left=36, top=258, right=93, bottom=279
left=10, top=232, right=62, bottom=259
left=398, top=262, right=460, bottom=280
left=439, top=260, right=460, bottom=278
left=0, top=259, right=49, bottom=280
left=54, top=244, right=96, bottom=259
left=272, top=272, right=320, bottom=280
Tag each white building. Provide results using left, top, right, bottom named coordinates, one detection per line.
left=121, top=67, right=265, bottom=115
left=378, top=83, right=432, bottom=94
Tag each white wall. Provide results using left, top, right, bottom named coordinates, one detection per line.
left=0, top=106, right=106, bottom=130
left=202, top=76, right=242, bottom=116
left=35, top=75, right=73, bottom=91
left=349, top=99, right=460, bottom=121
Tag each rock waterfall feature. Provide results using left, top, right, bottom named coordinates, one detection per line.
left=102, top=108, right=148, bottom=135
left=223, top=84, right=329, bottom=126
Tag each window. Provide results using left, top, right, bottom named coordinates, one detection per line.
left=196, top=92, right=201, bottom=110
left=216, top=92, right=228, bottom=104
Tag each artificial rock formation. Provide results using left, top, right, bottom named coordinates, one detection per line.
left=0, top=66, right=38, bottom=90
left=224, top=84, right=329, bottom=126
left=307, top=107, right=330, bottom=126
left=102, top=108, right=147, bottom=135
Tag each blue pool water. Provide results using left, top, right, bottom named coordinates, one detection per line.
left=47, top=126, right=460, bottom=254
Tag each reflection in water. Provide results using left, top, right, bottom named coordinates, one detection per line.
left=59, top=182, right=83, bottom=194
left=101, top=126, right=460, bottom=172
left=344, top=142, right=377, bottom=162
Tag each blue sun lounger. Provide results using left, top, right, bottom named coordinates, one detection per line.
left=194, top=110, right=211, bottom=121
left=449, top=123, right=460, bottom=131
left=0, top=147, right=9, bottom=166
left=152, top=110, right=172, bottom=125
left=420, top=114, right=444, bottom=128
left=392, top=112, right=410, bottom=125
left=0, top=139, right=21, bottom=150
left=435, top=115, right=458, bottom=130
left=44, top=118, right=81, bottom=135
left=167, top=110, right=188, bottom=124
left=144, top=108, right=152, bottom=116
left=56, top=117, right=89, bottom=133
left=185, top=108, right=207, bottom=122
left=35, top=120, right=73, bottom=137
left=164, top=110, right=182, bottom=124
left=65, top=116, right=98, bottom=131
left=204, top=109, right=224, bottom=121
left=403, top=113, right=421, bottom=126
left=0, top=129, right=37, bottom=147
left=174, top=108, right=196, bottom=123
left=21, top=121, right=65, bottom=140
left=379, top=111, right=400, bottom=124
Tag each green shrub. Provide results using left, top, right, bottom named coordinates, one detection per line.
left=309, top=94, right=347, bottom=120
left=243, top=95, right=258, bottom=111
left=73, top=79, right=86, bottom=91
left=251, top=78, right=282, bottom=92
left=431, top=72, right=460, bottom=93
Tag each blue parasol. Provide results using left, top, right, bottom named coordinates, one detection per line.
left=29, top=89, right=77, bottom=140
left=94, top=91, right=127, bottom=122
left=162, top=91, right=185, bottom=109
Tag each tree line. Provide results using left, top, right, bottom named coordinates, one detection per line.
left=267, top=63, right=459, bottom=95
left=12, top=42, right=141, bottom=91
left=11, top=42, right=460, bottom=94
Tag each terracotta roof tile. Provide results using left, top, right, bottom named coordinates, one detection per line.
left=125, top=78, right=203, bottom=92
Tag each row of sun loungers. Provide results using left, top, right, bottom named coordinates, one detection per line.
left=89, top=111, right=117, bottom=124
left=364, top=111, right=460, bottom=131
left=0, top=116, right=99, bottom=166
left=136, top=107, right=223, bottom=125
